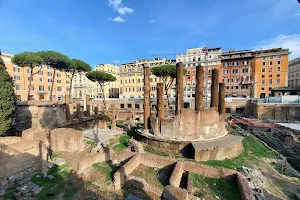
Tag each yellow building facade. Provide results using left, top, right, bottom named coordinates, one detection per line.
left=95, top=64, right=120, bottom=98
left=252, top=48, right=289, bottom=98
left=119, top=58, right=176, bottom=99
left=0, top=52, right=71, bottom=101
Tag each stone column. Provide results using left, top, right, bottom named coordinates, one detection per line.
left=175, top=62, right=184, bottom=115
left=210, top=69, right=219, bottom=108
left=65, top=95, right=71, bottom=121
left=157, top=83, right=164, bottom=118
left=86, top=95, right=90, bottom=116
left=144, top=64, right=151, bottom=131
left=94, top=106, right=99, bottom=115
left=219, top=83, right=225, bottom=115
left=195, top=65, right=204, bottom=112
left=76, top=98, right=81, bottom=118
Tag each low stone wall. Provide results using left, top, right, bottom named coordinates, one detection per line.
left=193, top=140, right=244, bottom=162
left=0, top=137, right=22, bottom=145
left=114, top=154, right=141, bottom=190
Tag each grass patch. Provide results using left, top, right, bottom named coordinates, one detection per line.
left=202, top=136, right=279, bottom=170
left=92, top=162, right=119, bottom=183
left=50, top=152, right=61, bottom=161
left=3, top=183, right=20, bottom=200
left=270, top=162, right=297, bottom=177
left=191, top=173, right=241, bottom=200
left=112, top=135, right=131, bottom=151
left=84, top=140, right=97, bottom=146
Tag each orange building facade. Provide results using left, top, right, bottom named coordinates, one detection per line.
left=252, top=48, right=289, bottom=98
left=221, top=50, right=255, bottom=98
left=0, top=52, right=71, bottom=102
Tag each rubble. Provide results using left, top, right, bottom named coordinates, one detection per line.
left=53, top=158, right=65, bottom=166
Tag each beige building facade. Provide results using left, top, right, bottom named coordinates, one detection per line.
left=0, top=51, right=71, bottom=102
left=95, top=64, right=120, bottom=98
left=288, top=57, right=300, bottom=88
left=119, top=58, right=176, bottom=99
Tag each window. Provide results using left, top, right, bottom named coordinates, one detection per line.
left=14, top=75, right=21, bottom=80
left=57, top=79, right=61, bottom=83
left=48, top=86, right=51, bottom=91
left=277, top=74, right=280, bottom=77
left=39, top=78, right=43, bottom=82
left=224, top=62, right=228, bottom=67
left=56, top=73, right=61, bottom=78
left=233, top=69, right=238, bottom=74
left=48, top=72, right=52, bottom=76
left=261, top=79, right=265, bottom=84
left=269, top=75, right=272, bottom=77
left=277, top=79, right=280, bottom=84
left=48, top=79, right=52, bottom=82
left=270, top=61, right=273, bottom=66
left=66, top=81, right=70, bottom=84
left=187, top=70, right=190, bottom=74
left=57, top=86, right=62, bottom=91
left=38, top=71, right=43, bottom=75
left=262, top=62, right=266, bottom=66
left=39, top=86, right=44, bottom=91
left=27, top=68, right=31, bottom=74
left=262, top=57, right=266, bottom=60
left=270, top=56, right=273, bottom=59
left=132, top=79, right=134, bottom=83
left=28, top=77, right=33, bottom=81
left=242, top=68, right=248, bottom=73
left=261, top=87, right=265, bottom=90
left=269, top=68, right=272, bottom=72
left=224, top=70, right=228, bottom=74
left=269, top=87, right=272, bottom=91
left=15, top=85, right=20, bottom=90
left=277, top=55, right=281, bottom=58
left=277, top=67, right=281, bottom=72
left=243, top=61, right=248, bottom=65
left=187, top=76, right=190, bottom=80
left=262, top=75, right=265, bottom=78
left=262, top=68, right=266, bottom=72
left=137, top=79, right=140, bottom=83
left=269, top=79, right=272, bottom=84
left=13, top=66, right=20, bottom=72
left=150, top=78, right=153, bottom=82
left=233, top=62, right=238, bottom=66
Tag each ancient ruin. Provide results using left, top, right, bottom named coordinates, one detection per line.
left=136, top=62, right=244, bottom=161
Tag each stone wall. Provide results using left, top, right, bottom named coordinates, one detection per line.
left=15, top=102, right=67, bottom=131
left=0, top=139, right=47, bottom=186
left=50, top=128, right=84, bottom=152
left=169, top=162, right=184, bottom=187
left=152, top=108, right=228, bottom=141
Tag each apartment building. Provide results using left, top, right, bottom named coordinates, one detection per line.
left=252, top=48, right=289, bottom=98
left=0, top=51, right=71, bottom=101
left=176, top=47, right=222, bottom=99
left=95, top=64, right=120, bottom=98
left=221, top=50, right=255, bottom=98
left=119, top=58, right=175, bottom=99
left=71, top=72, right=100, bottom=101
left=288, top=57, right=300, bottom=88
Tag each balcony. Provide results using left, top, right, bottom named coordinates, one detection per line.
left=241, top=80, right=253, bottom=85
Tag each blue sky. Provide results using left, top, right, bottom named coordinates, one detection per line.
left=0, top=0, right=300, bottom=68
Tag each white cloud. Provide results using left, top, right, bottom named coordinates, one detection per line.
left=113, top=16, right=125, bottom=22
left=108, top=0, right=133, bottom=16
left=295, top=9, right=300, bottom=16
left=148, top=19, right=155, bottom=23
left=117, top=7, right=133, bottom=15
left=254, top=34, right=300, bottom=59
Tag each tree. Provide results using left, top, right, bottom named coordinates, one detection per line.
left=65, top=59, right=92, bottom=102
left=86, top=71, right=116, bottom=109
left=152, top=64, right=187, bottom=113
left=37, top=51, right=69, bottom=101
left=0, top=57, right=16, bottom=135
left=11, top=52, right=43, bottom=101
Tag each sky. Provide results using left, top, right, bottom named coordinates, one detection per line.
left=0, top=0, right=300, bottom=68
